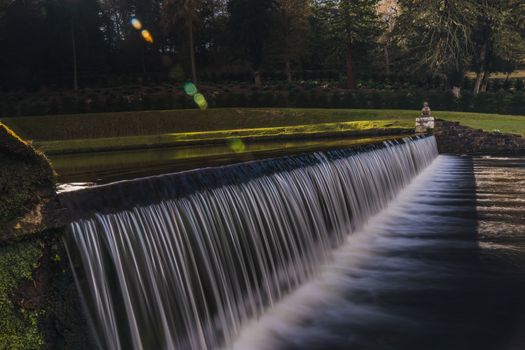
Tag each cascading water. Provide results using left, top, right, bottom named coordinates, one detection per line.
left=62, top=136, right=438, bottom=350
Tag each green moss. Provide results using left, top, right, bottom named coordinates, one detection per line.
left=0, top=240, right=44, bottom=350
left=0, top=154, right=47, bottom=223
left=0, top=123, right=54, bottom=226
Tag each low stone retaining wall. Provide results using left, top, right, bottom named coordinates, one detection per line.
left=433, top=119, right=525, bottom=154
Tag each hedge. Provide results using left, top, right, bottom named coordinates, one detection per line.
left=2, top=89, right=525, bottom=118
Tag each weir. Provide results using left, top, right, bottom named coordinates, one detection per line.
left=62, top=136, right=438, bottom=350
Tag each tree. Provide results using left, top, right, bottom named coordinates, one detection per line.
left=377, top=0, right=398, bottom=75
left=196, top=0, right=229, bottom=68
left=228, top=0, right=275, bottom=86
left=162, top=0, right=201, bottom=82
left=471, top=0, right=525, bottom=94
left=394, top=0, right=479, bottom=95
left=98, top=0, right=133, bottom=50
left=318, top=0, right=381, bottom=89
left=267, top=0, right=311, bottom=82
left=0, top=0, right=106, bottom=90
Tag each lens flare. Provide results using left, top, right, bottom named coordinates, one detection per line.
left=141, top=29, right=153, bottom=43
left=229, top=139, right=246, bottom=153
left=131, top=18, right=142, bottom=30
left=183, top=82, right=207, bottom=109
left=193, top=93, right=208, bottom=110
left=184, top=82, right=198, bottom=96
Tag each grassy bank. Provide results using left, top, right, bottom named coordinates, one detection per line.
left=3, top=108, right=417, bottom=141
left=3, top=108, right=524, bottom=154
left=34, top=120, right=410, bottom=154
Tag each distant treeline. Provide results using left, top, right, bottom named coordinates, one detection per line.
left=1, top=0, right=524, bottom=93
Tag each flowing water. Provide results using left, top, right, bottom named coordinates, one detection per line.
left=62, top=137, right=525, bottom=350
left=63, top=137, right=437, bottom=349
left=233, top=155, right=525, bottom=350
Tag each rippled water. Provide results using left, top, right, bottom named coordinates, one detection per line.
left=233, top=155, right=525, bottom=350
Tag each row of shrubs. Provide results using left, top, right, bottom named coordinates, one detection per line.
left=200, top=73, right=525, bottom=93
left=4, top=68, right=524, bottom=93
left=2, top=88, right=525, bottom=117
left=199, top=72, right=525, bottom=92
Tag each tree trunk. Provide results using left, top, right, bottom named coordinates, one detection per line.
left=474, top=72, right=483, bottom=95
left=473, top=43, right=487, bottom=95
left=188, top=20, right=197, bottom=83
left=141, top=50, right=147, bottom=76
left=285, top=59, right=292, bottom=83
left=345, top=47, right=356, bottom=89
left=70, top=18, right=78, bottom=91
left=481, top=70, right=489, bottom=92
left=384, top=45, right=390, bottom=76
left=254, top=71, right=262, bottom=87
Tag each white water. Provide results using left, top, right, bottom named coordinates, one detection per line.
left=64, top=137, right=438, bottom=350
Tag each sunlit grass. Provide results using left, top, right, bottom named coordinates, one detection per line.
left=465, top=70, right=525, bottom=79
left=3, top=108, right=524, bottom=154
left=34, top=119, right=408, bottom=154
left=3, top=108, right=415, bottom=141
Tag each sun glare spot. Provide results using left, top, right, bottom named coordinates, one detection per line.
left=229, top=139, right=246, bottom=153
left=131, top=18, right=142, bottom=30
left=184, top=82, right=198, bottom=96
left=141, top=29, right=154, bottom=43
left=193, top=93, right=208, bottom=110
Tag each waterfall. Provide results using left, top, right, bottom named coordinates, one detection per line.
left=63, top=136, right=438, bottom=350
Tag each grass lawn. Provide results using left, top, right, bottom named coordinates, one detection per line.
left=466, top=70, right=525, bottom=79
left=2, top=109, right=417, bottom=141
left=2, top=108, right=524, bottom=154
left=34, top=120, right=407, bottom=154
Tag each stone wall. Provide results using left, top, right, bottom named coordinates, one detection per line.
left=433, top=119, right=525, bottom=154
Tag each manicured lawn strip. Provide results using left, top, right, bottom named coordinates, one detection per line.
left=466, top=70, right=525, bottom=79
left=437, top=111, right=525, bottom=136
left=3, top=109, right=417, bottom=141
left=5, top=108, right=524, bottom=142
left=35, top=119, right=410, bottom=154
left=4, top=108, right=524, bottom=155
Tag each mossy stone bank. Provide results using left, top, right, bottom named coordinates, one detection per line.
left=0, top=123, right=93, bottom=349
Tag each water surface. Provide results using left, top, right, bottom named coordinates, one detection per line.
left=233, top=155, right=525, bottom=350
left=51, top=135, right=408, bottom=185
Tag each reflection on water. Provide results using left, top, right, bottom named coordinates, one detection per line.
left=475, top=156, right=525, bottom=257
left=50, top=135, right=407, bottom=185
left=233, top=155, right=525, bottom=350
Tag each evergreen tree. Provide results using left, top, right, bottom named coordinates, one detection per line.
left=317, top=0, right=381, bottom=88
left=228, top=0, right=275, bottom=86
left=162, top=0, right=202, bottom=82
left=266, top=0, right=311, bottom=82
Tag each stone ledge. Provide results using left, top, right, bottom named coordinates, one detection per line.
left=433, top=119, right=525, bottom=155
